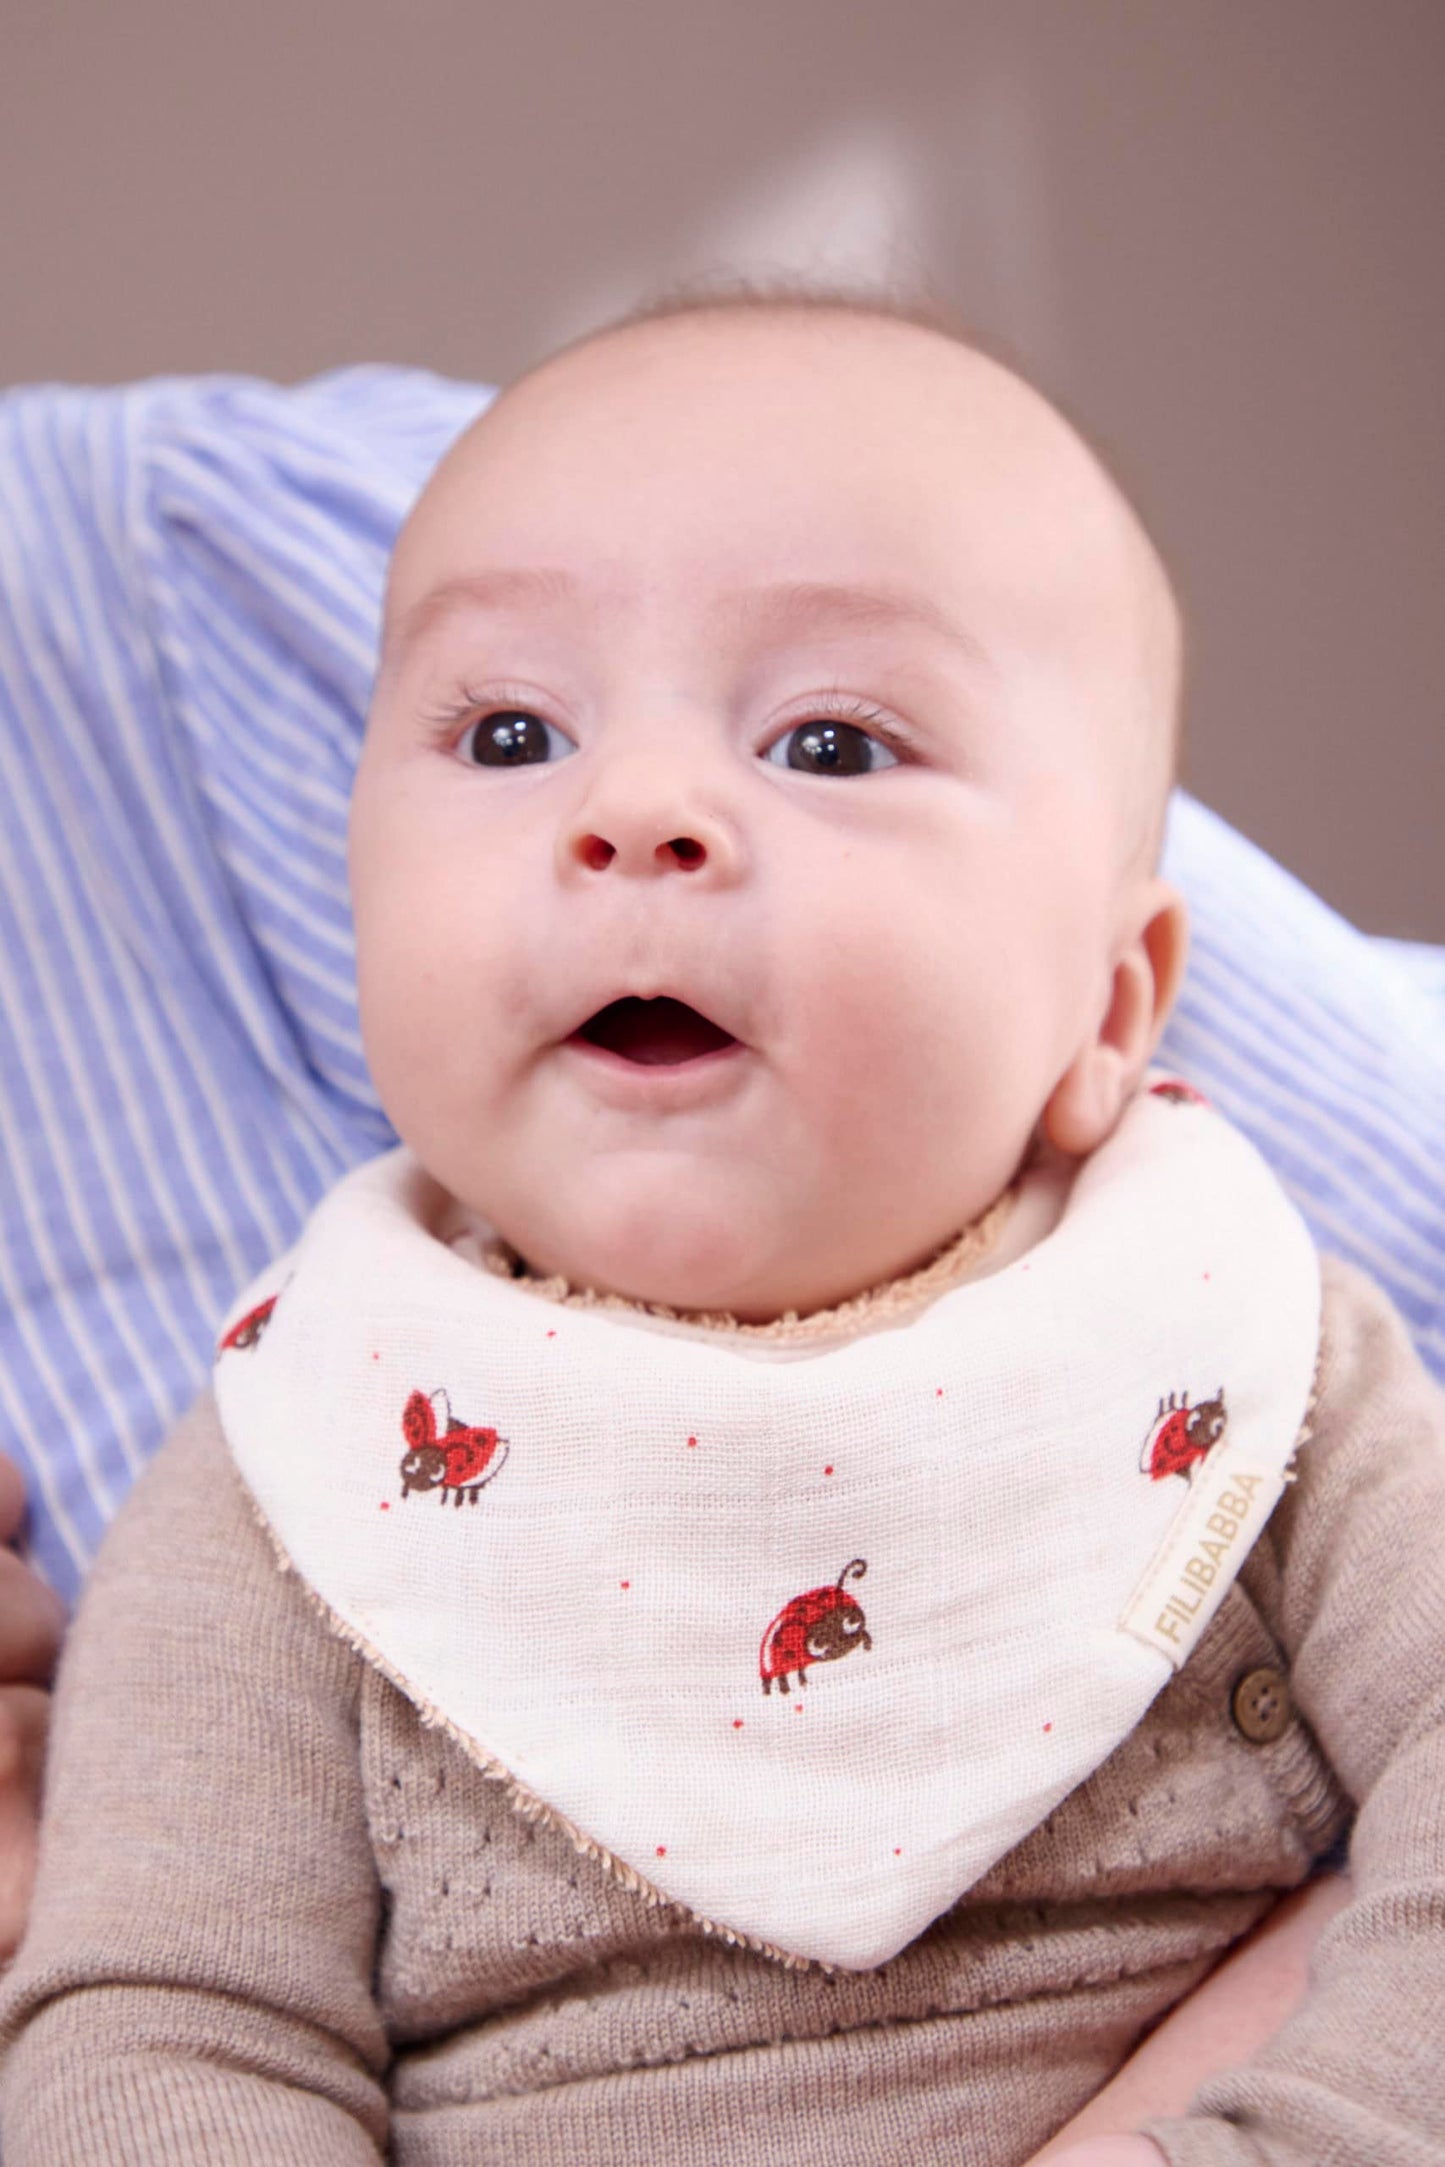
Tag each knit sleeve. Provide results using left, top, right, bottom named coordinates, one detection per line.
left=1144, top=1255, right=1445, bottom=2167
left=0, top=1391, right=390, bottom=2164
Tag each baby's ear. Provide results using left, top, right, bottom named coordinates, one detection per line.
left=1042, top=879, right=1190, bottom=1157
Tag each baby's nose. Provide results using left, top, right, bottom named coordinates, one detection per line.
left=557, top=752, right=743, bottom=881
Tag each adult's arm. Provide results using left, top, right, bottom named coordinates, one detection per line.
left=1029, top=1874, right=1353, bottom=2164
left=0, top=1453, right=65, bottom=1961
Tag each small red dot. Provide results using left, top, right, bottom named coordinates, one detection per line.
left=620, top=1580, right=631, bottom=1590
left=687, top=1435, right=698, bottom=1449
left=1202, top=1272, right=1211, bottom=1283
left=546, top=1328, right=557, bottom=1338
left=893, top=1846, right=902, bottom=1856
left=794, top=1702, right=803, bottom=1713
left=823, top=1465, right=834, bottom=1477
left=1043, top=1721, right=1053, bottom=1733
left=935, top=1386, right=944, bottom=1397
left=371, top=1350, right=380, bottom=1362
left=732, top=1718, right=744, bottom=1729
left=379, top=1501, right=390, bottom=1511
left=655, top=1844, right=667, bottom=1857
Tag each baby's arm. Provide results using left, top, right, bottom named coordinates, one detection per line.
left=0, top=1395, right=391, bottom=2163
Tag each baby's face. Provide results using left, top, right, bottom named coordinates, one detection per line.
left=351, top=312, right=1183, bottom=1321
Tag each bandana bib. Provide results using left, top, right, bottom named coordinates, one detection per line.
left=214, top=1077, right=1320, bottom=1970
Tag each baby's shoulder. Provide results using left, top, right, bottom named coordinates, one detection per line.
left=89, top=1388, right=265, bottom=1588
left=73, top=1389, right=360, bottom=1703
left=1241, top=1251, right=1445, bottom=1654
left=1296, top=1253, right=1444, bottom=1487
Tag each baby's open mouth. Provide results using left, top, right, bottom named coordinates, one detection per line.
left=572, top=996, right=738, bottom=1067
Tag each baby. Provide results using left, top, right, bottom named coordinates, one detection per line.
left=2, top=296, right=1442, bottom=2167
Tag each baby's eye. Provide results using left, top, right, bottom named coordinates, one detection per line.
left=762, top=718, right=901, bottom=777
left=456, top=709, right=577, bottom=767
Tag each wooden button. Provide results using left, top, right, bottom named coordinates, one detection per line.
left=1231, top=1666, right=1291, bottom=1743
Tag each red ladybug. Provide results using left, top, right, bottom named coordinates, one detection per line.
left=1140, top=1388, right=1227, bottom=1482
left=1149, top=1078, right=1209, bottom=1108
left=218, top=1295, right=277, bottom=1355
left=399, top=1388, right=509, bottom=1506
left=760, top=1559, right=871, bottom=1695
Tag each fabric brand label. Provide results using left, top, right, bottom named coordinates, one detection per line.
left=1119, top=1458, right=1283, bottom=1668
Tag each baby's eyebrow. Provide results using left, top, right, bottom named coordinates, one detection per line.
left=714, top=580, right=994, bottom=670
left=391, top=567, right=580, bottom=654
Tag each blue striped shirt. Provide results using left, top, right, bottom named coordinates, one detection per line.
left=1, top=366, right=1441, bottom=1605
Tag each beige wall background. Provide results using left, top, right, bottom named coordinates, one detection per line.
left=3, top=0, right=1441, bottom=937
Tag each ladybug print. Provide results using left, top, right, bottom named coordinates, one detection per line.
left=1140, top=1387, right=1228, bottom=1483
left=218, top=1294, right=277, bottom=1355
left=399, top=1387, right=510, bottom=1505
left=760, top=1559, right=871, bottom=1695
left=1149, top=1077, right=1209, bottom=1109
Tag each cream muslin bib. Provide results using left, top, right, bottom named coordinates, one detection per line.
left=213, top=1078, right=1320, bottom=1970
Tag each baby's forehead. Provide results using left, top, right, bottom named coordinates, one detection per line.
left=393, top=311, right=1126, bottom=618
left=452, top=311, right=1094, bottom=507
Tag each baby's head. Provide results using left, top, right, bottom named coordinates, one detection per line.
left=350, top=295, right=1188, bottom=1322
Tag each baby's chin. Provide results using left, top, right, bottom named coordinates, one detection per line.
left=496, top=1194, right=803, bottom=1323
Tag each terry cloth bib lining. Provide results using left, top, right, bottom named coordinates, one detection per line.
left=214, top=1075, right=1320, bottom=1971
